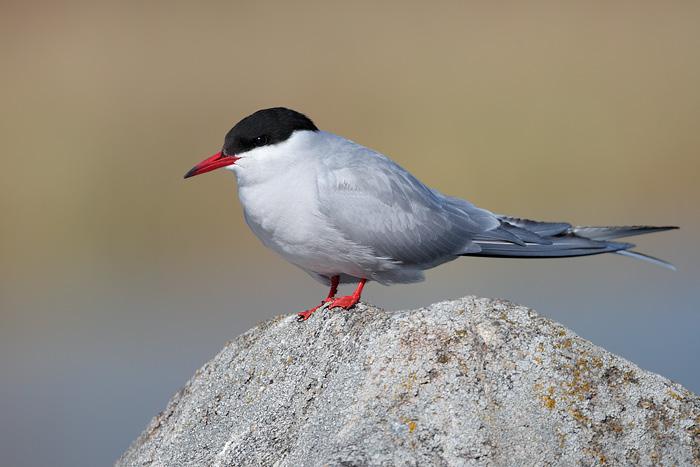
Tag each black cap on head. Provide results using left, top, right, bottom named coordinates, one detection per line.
left=223, top=107, right=318, bottom=157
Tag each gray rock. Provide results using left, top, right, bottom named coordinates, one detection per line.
left=117, top=296, right=700, bottom=466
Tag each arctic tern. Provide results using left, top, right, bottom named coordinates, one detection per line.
left=185, top=107, right=677, bottom=320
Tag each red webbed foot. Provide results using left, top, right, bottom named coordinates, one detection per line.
left=297, top=278, right=367, bottom=321
left=327, top=294, right=360, bottom=310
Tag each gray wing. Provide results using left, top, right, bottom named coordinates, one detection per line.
left=316, top=138, right=677, bottom=271
left=317, top=145, right=499, bottom=268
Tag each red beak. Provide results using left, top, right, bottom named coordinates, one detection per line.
left=184, top=152, right=240, bottom=179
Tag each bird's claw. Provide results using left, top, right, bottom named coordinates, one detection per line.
left=297, top=301, right=331, bottom=321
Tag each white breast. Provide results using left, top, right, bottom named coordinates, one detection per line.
left=228, top=131, right=405, bottom=285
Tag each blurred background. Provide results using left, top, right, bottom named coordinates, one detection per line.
left=1, top=1, right=699, bottom=465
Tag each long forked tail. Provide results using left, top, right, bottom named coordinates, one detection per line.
left=465, top=216, right=678, bottom=270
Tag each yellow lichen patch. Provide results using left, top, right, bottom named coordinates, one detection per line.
left=544, top=394, right=556, bottom=410
left=556, top=431, right=567, bottom=449
left=533, top=382, right=557, bottom=411
left=556, top=339, right=573, bottom=349
left=399, top=373, right=421, bottom=390
left=401, top=417, right=418, bottom=434
left=568, top=407, right=592, bottom=427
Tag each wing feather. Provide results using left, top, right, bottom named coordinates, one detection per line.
left=312, top=134, right=677, bottom=272
left=317, top=141, right=498, bottom=268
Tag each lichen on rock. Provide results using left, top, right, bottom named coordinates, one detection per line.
left=117, top=296, right=700, bottom=466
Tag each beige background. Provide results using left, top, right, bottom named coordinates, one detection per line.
left=1, top=2, right=698, bottom=465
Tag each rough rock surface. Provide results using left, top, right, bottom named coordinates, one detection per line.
left=117, top=296, right=700, bottom=466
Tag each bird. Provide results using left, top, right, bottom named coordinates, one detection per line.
left=184, top=107, right=677, bottom=321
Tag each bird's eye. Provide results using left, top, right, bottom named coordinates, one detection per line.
left=254, top=135, right=269, bottom=147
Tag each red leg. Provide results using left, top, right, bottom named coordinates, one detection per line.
left=297, top=276, right=340, bottom=321
left=325, top=275, right=340, bottom=301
